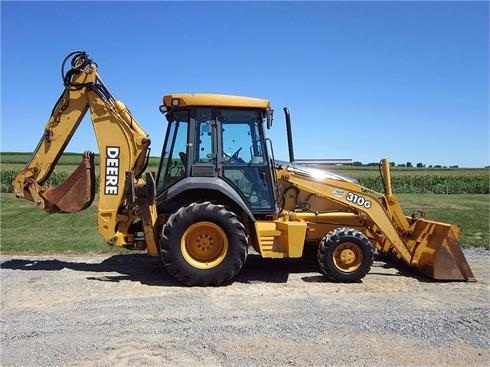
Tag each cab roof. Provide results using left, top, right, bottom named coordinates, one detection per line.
left=163, top=94, right=270, bottom=109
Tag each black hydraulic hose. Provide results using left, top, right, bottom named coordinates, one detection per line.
left=280, top=185, right=300, bottom=212
left=93, top=82, right=113, bottom=103
left=61, top=51, right=94, bottom=90
left=135, top=148, right=152, bottom=179
left=61, top=51, right=85, bottom=86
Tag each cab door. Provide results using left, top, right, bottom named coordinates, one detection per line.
left=217, top=109, right=275, bottom=214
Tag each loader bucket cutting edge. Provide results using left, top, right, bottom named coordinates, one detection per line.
left=43, top=152, right=96, bottom=213
left=408, top=219, right=476, bottom=281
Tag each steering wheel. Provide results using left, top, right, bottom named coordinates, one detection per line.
left=225, top=147, right=243, bottom=162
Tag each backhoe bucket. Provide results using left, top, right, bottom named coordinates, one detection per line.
left=407, top=218, right=475, bottom=281
left=43, top=152, right=95, bottom=213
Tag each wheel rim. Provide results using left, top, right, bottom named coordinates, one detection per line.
left=181, top=221, right=228, bottom=269
left=332, top=242, right=363, bottom=272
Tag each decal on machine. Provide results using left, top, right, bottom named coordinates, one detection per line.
left=104, top=146, right=120, bottom=195
left=346, top=192, right=372, bottom=209
left=332, top=189, right=345, bottom=197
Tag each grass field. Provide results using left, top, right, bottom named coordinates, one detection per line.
left=0, top=152, right=159, bottom=172
left=0, top=194, right=126, bottom=254
left=399, top=194, right=489, bottom=249
left=0, top=193, right=488, bottom=254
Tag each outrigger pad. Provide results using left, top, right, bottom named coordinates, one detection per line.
left=43, top=152, right=96, bottom=213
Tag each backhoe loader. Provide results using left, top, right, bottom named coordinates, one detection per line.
left=13, top=51, right=475, bottom=285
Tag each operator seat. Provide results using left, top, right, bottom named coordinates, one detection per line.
left=249, top=156, right=264, bottom=165
left=179, top=152, right=187, bottom=167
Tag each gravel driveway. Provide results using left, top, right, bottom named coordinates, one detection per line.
left=1, top=248, right=488, bottom=366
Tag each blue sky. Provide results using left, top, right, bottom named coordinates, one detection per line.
left=1, top=1, right=489, bottom=167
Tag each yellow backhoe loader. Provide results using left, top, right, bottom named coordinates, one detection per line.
left=13, top=51, right=475, bottom=285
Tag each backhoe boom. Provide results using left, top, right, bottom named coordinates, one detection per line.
left=13, top=51, right=156, bottom=253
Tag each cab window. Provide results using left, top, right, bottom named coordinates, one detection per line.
left=156, top=110, right=189, bottom=192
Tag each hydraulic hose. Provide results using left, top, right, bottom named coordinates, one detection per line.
left=61, top=51, right=94, bottom=90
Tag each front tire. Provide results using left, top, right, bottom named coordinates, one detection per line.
left=317, top=228, right=373, bottom=282
left=160, top=202, right=248, bottom=286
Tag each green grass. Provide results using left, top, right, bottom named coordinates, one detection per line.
left=0, top=151, right=94, bottom=166
left=1, top=193, right=488, bottom=254
left=398, top=194, right=489, bottom=249
left=0, top=193, right=128, bottom=254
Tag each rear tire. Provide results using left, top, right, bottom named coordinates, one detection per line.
left=317, top=228, right=373, bottom=282
left=160, top=202, right=248, bottom=286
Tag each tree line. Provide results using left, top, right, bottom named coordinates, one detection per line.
left=351, top=161, right=461, bottom=169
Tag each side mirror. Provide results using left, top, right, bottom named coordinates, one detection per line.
left=266, top=107, right=274, bottom=129
left=159, top=105, right=168, bottom=114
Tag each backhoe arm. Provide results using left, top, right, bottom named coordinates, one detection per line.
left=13, top=51, right=157, bottom=253
left=13, top=54, right=96, bottom=211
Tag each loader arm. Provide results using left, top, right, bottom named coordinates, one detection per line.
left=12, top=51, right=158, bottom=255
left=277, top=166, right=415, bottom=262
left=276, top=161, right=475, bottom=281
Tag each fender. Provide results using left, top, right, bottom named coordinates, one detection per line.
left=157, top=176, right=255, bottom=222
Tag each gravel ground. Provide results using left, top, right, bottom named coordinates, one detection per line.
left=1, top=248, right=488, bottom=367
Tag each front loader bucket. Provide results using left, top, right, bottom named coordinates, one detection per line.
left=407, top=218, right=476, bottom=281
left=43, top=152, right=96, bottom=213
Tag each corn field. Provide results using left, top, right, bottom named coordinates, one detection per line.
left=358, top=174, right=489, bottom=194
left=2, top=169, right=488, bottom=194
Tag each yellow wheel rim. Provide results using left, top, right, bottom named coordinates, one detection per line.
left=181, top=221, right=228, bottom=269
left=333, top=242, right=363, bottom=272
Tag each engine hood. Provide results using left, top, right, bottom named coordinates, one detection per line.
left=275, top=160, right=358, bottom=183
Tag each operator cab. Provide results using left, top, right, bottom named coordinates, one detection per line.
left=156, top=94, right=277, bottom=216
